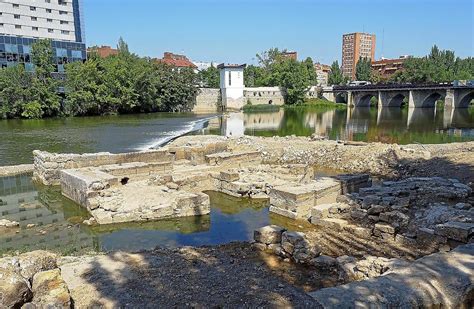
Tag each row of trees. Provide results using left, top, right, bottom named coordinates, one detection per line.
left=327, top=45, right=474, bottom=86
left=0, top=38, right=200, bottom=119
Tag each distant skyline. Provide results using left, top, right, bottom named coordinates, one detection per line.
left=84, top=0, right=473, bottom=64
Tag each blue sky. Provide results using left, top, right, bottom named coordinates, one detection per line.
left=84, top=0, right=473, bottom=64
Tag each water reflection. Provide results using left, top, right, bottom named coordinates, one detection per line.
left=0, top=176, right=310, bottom=255
left=210, top=107, right=474, bottom=144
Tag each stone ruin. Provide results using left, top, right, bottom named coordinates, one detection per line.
left=32, top=140, right=373, bottom=225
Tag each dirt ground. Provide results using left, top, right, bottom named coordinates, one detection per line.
left=60, top=243, right=343, bottom=308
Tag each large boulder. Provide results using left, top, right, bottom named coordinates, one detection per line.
left=30, top=269, right=71, bottom=308
left=0, top=268, right=32, bottom=308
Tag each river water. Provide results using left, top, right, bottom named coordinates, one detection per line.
left=1, top=107, right=473, bottom=166
left=1, top=106, right=473, bottom=254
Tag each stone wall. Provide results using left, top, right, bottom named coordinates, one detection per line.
left=244, top=87, right=285, bottom=106
left=193, top=88, right=221, bottom=113
left=33, top=149, right=173, bottom=186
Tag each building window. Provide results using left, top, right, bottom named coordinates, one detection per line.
left=30, top=6, right=36, bottom=11
left=15, top=25, right=22, bottom=29
left=13, top=4, right=19, bottom=8
left=61, top=30, right=69, bottom=35
left=14, top=14, right=20, bottom=19
left=228, top=71, right=232, bottom=86
left=46, top=0, right=51, bottom=3
left=47, top=19, right=53, bottom=22
left=46, top=9, right=52, bottom=13
left=32, top=27, right=38, bottom=31
left=60, top=20, right=68, bottom=24
left=48, top=29, right=54, bottom=33
left=31, top=16, right=37, bottom=21
left=59, top=11, right=67, bottom=15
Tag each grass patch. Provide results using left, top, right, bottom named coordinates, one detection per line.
left=285, top=98, right=347, bottom=110
left=243, top=104, right=282, bottom=113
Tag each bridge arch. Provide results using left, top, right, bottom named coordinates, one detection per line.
left=388, top=93, right=407, bottom=108
left=354, top=93, right=378, bottom=107
left=457, top=91, right=474, bottom=108
left=421, top=92, right=444, bottom=108
left=335, top=92, right=348, bottom=103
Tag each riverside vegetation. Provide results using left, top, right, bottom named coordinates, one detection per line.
left=1, top=43, right=473, bottom=119
left=0, top=38, right=198, bottom=119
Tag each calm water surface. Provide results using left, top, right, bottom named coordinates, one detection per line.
left=1, top=107, right=473, bottom=166
left=0, top=174, right=312, bottom=255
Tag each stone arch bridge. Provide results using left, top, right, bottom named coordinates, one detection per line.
left=322, top=84, right=474, bottom=109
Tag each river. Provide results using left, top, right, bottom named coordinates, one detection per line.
left=1, top=106, right=473, bottom=166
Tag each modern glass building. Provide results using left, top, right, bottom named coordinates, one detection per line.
left=0, top=0, right=86, bottom=72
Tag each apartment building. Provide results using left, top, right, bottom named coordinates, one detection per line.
left=87, top=45, right=118, bottom=58
left=0, top=0, right=86, bottom=71
left=342, top=32, right=376, bottom=80
left=371, top=56, right=409, bottom=79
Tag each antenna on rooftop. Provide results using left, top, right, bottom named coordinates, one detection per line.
left=382, top=28, right=385, bottom=59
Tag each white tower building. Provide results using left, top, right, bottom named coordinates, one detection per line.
left=218, top=63, right=246, bottom=110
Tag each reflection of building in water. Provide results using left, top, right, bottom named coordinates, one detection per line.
left=220, top=111, right=286, bottom=136
left=303, top=110, right=335, bottom=136
left=221, top=113, right=245, bottom=136
left=244, top=110, right=285, bottom=131
left=0, top=175, right=95, bottom=254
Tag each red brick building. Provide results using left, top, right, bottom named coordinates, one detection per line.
left=155, top=52, right=197, bottom=69
left=280, top=51, right=298, bottom=61
left=371, top=56, right=409, bottom=78
left=87, top=46, right=119, bottom=58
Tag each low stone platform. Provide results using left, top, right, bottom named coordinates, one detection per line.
left=269, top=179, right=340, bottom=219
left=0, top=164, right=34, bottom=177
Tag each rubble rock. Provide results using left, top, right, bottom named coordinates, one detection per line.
left=253, top=225, right=286, bottom=245
left=434, top=222, right=474, bottom=243
left=0, top=219, right=20, bottom=228
left=31, top=269, right=71, bottom=308
left=0, top=268, right=32, bottom=308
left=18, top=251, right=58, bottom=281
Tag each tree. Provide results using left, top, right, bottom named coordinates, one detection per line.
left=355, top=57, right=372, bottom=81
left=303, top=57, right=317, bottom=86
left=244, top=65, right=269, bottom=87
left=117, top=37, right=130, bottom=55
left=156, top=64, right=198, bottom=112
left=0, top=65, right=31, bottom=119
left=26, top=39, right=61, bottom=118
left=270, top=59, right=312, bottom=105
left=256, top=48, right=285, bottom=69
left=328, top=61, right=344, bottom=85
left=390, top=45, right=474, bottom=84
left=197, top=66, right=220, bottom=88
